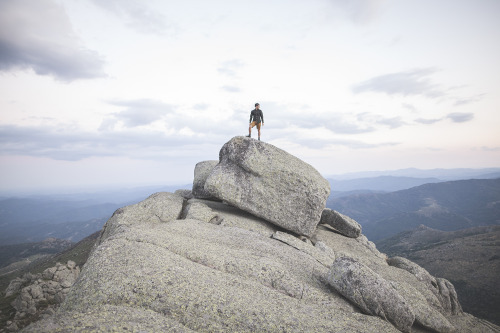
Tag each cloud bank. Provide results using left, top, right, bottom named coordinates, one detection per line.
left=0, top=0, right=106, bottom=81
left=352, top=68, right=445, bottom=98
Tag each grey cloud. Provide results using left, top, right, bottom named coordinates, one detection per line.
left=89, top=0, right=176, bottom=35
left=453, top=93, right=485, bottom=106
left=446, top=112, right=474, bottom=123
left=218, top=59, right=245, bottom=77
left=0, top=0, right=106, bottom=81
left=0, top=124, right=219, bottom=161
left=269, top=130, right=399, bottom=150
left=415, top=118, right=441, bottom=125
left=259, top=102, right=374, bottom=134
left=352, top=68, right=445, bottom=98
left=356, top=113, right=406, bottom=129
left=101, top=99, right=246, bottom=137
left=221, top=85, right=241, bottom=93
left=375, top=116, right=406, bottom=129
left=402, top=103, right=417, bottom=112
left=105, top=99, right=176, bottom=128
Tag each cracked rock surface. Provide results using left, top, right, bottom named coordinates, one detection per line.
left=22, top=191, right=500, bottom=333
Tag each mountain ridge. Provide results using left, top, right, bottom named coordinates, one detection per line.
left=328, top=178, right=500, bottom=241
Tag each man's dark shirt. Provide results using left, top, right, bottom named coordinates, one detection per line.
left=249, top=109, right=264, bottom=124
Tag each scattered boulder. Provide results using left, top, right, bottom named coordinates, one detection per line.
left=391, top=281, right=455, bottom=333
left=387, top=256, right=463, bottom=316
left=388, top=256, right=437, bottom=286
left=320, top=208, right=361, bottom=238
left=436, top=277, right=463, bottom=316
left=327, top=256, right=415, bottom=332
left=5, top=277, right=25, bottom=297
left=6, top=261, right=81, bottom=331
left=204, top=136, right=330, bottom=237
left=192, top=160, right=219, bottom=199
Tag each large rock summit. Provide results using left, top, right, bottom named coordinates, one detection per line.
left=22, top=137, right=500, bottom=332
left=205, top=136, right=330, bottom=237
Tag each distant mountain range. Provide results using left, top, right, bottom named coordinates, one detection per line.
left=327, top=167, right=500, bottom=181
left=0, top=185, right=189, bottom=246
left=327, top=178, right=500, bottom=241
left=377, top=225, right=500, bottom=325
left=2, top=169, right=499, bottom=246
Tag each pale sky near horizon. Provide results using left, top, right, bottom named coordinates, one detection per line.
left=1, top=0, right=499, bottom=192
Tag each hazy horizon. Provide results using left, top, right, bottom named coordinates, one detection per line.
left=1, top=166, right=499, bottom=197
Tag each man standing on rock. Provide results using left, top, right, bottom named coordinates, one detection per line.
left=247, top=103, right=264, bottom=141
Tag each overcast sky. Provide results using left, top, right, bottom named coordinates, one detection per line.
left=1, top=0, right=499, bottom=192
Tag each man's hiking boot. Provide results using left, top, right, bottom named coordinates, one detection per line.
left=246, top=135, right=251, bottom=138
left=258, top=137, right=261, bottom=141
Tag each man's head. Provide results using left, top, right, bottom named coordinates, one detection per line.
left=255, top=103, right=260, bottom=109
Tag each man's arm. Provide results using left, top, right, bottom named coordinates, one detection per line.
left=249, top=111, right=253, bottom=123
left=260, top=110, right=264, bottom=124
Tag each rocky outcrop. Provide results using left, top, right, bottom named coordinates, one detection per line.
left=4, top=261, right=80, bottom=332
left=327, top=256, right=415, bottom=332
left=204, top=136, right=330, bottom=237
left=388, top=256, right=463, bottom=316
left=192, top=160, right=219, bottom=199
left=23, top=193, right=399, bottom=332
left=20, top=139, right=500, bottom=333
left=320, top=208, right=362, bottom=238
left=391, top=281, right=455, bottom=333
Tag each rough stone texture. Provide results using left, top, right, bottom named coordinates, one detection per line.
left=387, top=256, right=463, bottom=316
left=314, top=241, right=336, bottom=261
left=391, top=281, right=455, bottom=333
left=175, top=189, right=194, bottom=200
left=320, top=208, right=362, bottom=238
left=327, top=256, right=415, bottom=332
left=23, top=192, right=402, bottom=333
left=18, top=186, right=500, bottom=332
left=23, top=304, right=192, bottom=332
left=192, top=160, right=219, bottom=199
left=96, top=191, right=184, bottom=247
left=6, top=261, right=81, bottom=332
left=182, top=201, right=220, bottom=224
left=271, top=231, right=334, bottom=267
left=185, top=198, right=278, bottom=237
left=204, top=136, right=330, bottom=237
left=388, top=256, right=437, bottom=286
left=436, top=278, right=463, bottom=316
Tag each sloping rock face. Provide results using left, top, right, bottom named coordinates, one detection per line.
left=204, top=136, right=330, bottom=237
left=21, top=143, right=500, bottom=333
left=23, top=192, right=500, bottom=333
left=23, top=193, right=399, bottom=332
